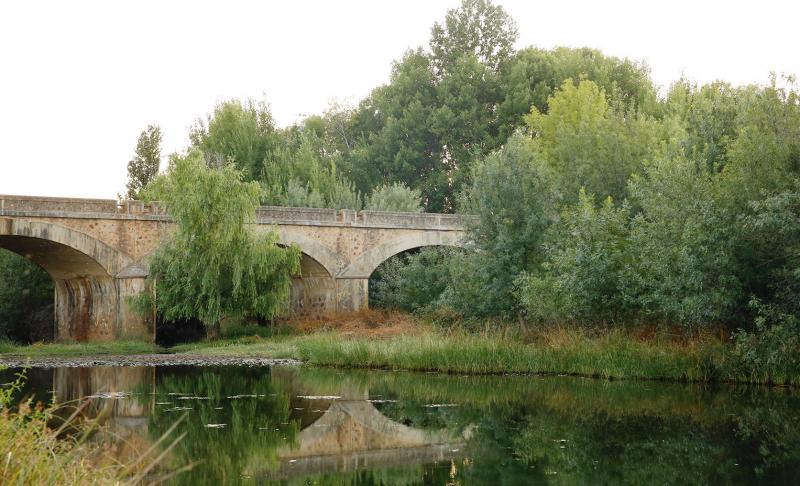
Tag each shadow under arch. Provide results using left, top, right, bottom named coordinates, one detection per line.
left=289, top=251, right=337, bottom=316
left=274, top=231, right=343, bottom=277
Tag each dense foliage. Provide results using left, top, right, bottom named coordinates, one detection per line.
left=0, top=250, right=53, bottom=342
left=365, top=182, right=423, bottom=212
left=125, top=124, right=162, bottom=199
left=143, top=150, right=301, bottom=335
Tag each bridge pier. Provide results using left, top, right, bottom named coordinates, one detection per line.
left=54, top=276, right=117, bottom=341
left=53, top=275, right=153, bottom=342
left=335, top=278, right=369, bottom=312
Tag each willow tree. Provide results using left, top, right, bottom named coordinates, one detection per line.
left=144, top=150, right=300, bottom=337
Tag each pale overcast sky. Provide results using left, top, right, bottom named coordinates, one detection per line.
left=1, top=0, right=797, bottom=199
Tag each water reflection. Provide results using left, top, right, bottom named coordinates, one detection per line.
left=4, top=366, right=800, bottom=485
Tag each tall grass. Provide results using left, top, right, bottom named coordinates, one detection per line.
left=184, top=327, right=799, bottom=386
left=0, top=370, right=189, bottom=485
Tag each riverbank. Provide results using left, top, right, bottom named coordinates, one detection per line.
left=172, top=326, right=799, bottom=386
left=0, top=340, right=159, bottom=357
left=2, top=315, right=797, bottom=386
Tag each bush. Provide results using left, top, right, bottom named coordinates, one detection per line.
left=743, top=181, right=800, bottom=316
left=459, top=134, right=558, bottom=316
left=623, top=156, right=741, bottom=326
left=733, top=300, right=800, bottom=384
left=370, top=247, right=455, bottom=312
left=365, top=182, right=423, bottom=212
left=517, top=190, right=631, bottom=324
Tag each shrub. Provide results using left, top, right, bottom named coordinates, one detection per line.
left=517, top=190, right=631, bottom=324
left=732, top=300, right=800, bottom=384
left=365, top=182, right=423, bottom=212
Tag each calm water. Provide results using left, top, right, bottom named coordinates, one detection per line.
left=2, top=365, right=799, bottom=485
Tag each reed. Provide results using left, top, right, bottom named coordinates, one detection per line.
left=181, top=327, right=799, bottom=386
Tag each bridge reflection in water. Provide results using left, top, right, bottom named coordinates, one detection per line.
left=7, top=363, right=800, bottom=484
left=41, top=365, right=468, bottom=482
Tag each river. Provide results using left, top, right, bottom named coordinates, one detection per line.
left=2, top=365, right=799, bottom=485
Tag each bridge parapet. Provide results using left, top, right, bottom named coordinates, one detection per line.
left=0, top=195, right=473, bottom=230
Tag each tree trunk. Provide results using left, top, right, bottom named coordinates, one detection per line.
left=206, top=321, right=221, bottom=340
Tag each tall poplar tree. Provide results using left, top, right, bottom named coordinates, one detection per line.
left=125, top=124, right=162, bottom=199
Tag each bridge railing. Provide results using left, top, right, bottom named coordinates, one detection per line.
left=0, top=195, right=123, bottom=213
left=0, top=195, right=473, bottom=230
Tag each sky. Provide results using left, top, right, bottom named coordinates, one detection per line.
left=1, top=0, right=798, bottom=199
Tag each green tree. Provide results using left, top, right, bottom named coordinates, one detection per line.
left=261, top=130, right=361, bottom=209
left=526, top=79, right=659, bottom=204
left=430, top=54, right=503, bottom=209
left=370, top=247, right=455, bottom=312
left=365, top=182, right=422, bottom=212
left=143, top=150, right=300, bottom=336
left=743, top=182, right=800, bottom=316
left=517, top=190, right=631, bottom=323
left=125, top=124, right=162, bottom=199
left=624, top=156, right=741, bottom=326
left=429, top=0, right=518, bottom=76
left=457, top=134, right=557, bottom=316
left=189, top=99, right=278, bottom=178
left=720, top=76, right=800, bottom=205
left=665, top=80, right=741, bottom=174
left=351, top=49, right=441, bottom=205
left=497, top=47, right=658, bottom=140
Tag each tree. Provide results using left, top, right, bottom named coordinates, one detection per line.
left=365, top=182, right=422, bottom=212
left=352, top=50, right=441, bottom=203
left=0, top=250, right=53, bottom=342
left=457, top=134, right=558, bottom=316
left=430, top=54, right=503, bottom=209
left=190, top=99, right=278, bottom=178
left=743, top=181, right=800, bottom=316
left=624, top=156, right=741, bottom=326
left=665, top=80, right=741, bottom=174
left=143, top=150, right=301, bottom=337
left=517, top=190, right=632, bottom=323
left=261, top=130, right=362, bottom=209
left=497, top=47, right=658, bottom=140
left=125, top=125, right=162, bottom=199
left=526, top=80, right=659, bottom=204
left=370, top=247, right=455, bottom=312
left=429, top=0, right=518, bottom=76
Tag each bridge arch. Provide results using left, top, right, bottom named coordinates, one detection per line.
left=0, top=218, right=133, bottom=277
left=337, top=231, right=466, bottom=279
left=274, top=230, right=344, bottom=277
left=0, top=218, right=143, bottom=341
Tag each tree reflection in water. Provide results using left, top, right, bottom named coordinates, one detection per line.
left=3, top=366, right=799, bottom=485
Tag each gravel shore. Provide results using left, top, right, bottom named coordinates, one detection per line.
left=0, top=354, right=301, bottom=368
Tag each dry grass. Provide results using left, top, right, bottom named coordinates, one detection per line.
left=278, top=309, right=431, bottom=339
left=0, top=371, right=190, bottom=485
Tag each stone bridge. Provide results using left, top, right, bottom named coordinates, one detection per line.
left=0, top=195, right=468, bottom=341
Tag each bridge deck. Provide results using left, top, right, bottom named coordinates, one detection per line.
left=0, top=194, right=471, bottom=230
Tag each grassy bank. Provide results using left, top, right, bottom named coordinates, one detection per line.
left=0, top=340, right=160, bottom=357
left=173, top=326, right=800, bottom=386
left=2, top=310, right=796, bottom=386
